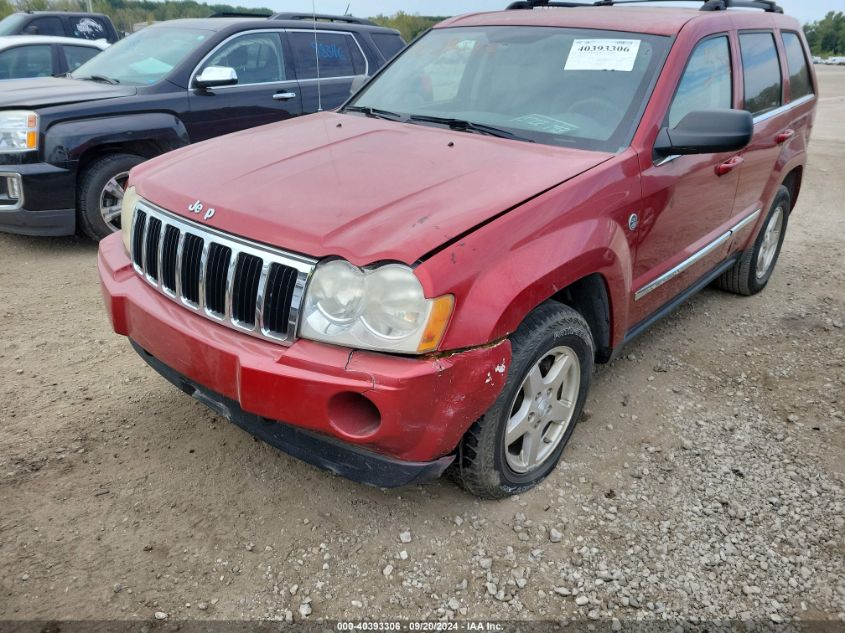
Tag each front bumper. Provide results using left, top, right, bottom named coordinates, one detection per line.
left=0, top=163, right=76, bottom=236
left=98, top=233, right=511, bottom=482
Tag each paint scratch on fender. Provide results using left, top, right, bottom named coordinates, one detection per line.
left=495, top=360, right=507, bottom=374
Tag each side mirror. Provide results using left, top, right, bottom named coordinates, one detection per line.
left=349, top=74, right=368, bottom=96
left=195, top=66, right=238, bottom=90
left=654, top=109, right=753, bottom=156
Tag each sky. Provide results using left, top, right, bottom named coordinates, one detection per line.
left=256, top=0, right=844, bottom=25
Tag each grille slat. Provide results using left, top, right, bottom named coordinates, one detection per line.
left=180, top=234, right=204, bottom=305
left=129, top=203, right=311, bottom=344
left=161, top=226, right=180, bottom=292
left=144, top=217, right=162, bottom=281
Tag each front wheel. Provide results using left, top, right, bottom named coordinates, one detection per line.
left=451, top=302, right=594, bottom=499
left=77, top=153, right=146, bottom=241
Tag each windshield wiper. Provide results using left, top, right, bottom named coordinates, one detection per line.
left=408, top=115, right=534, bottom=143
left=77, top=74, right=120, bottom=85
left=344, top=105, right=405, bottom=121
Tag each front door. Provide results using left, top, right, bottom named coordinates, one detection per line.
left=632, top=34, right=741, bottom=325
left=187, top=31, right=303, bottom=142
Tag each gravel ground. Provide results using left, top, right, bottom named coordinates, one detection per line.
left=0, top=67, right=843, bottom=630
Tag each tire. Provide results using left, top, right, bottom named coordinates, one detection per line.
left=77, top=153, right=145, bottom=241
left=716, top=186, right=790, bottom=296
left=451, top=302, right=594, bottom=499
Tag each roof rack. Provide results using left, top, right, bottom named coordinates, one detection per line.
left=270, top=12, right=377, bottom=26
left=209, top=11, right=272, bottom=18
left=506, top=0, right=783, bottom=12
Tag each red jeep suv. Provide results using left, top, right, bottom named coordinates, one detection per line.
left=98, top=0, right=816, bottom=498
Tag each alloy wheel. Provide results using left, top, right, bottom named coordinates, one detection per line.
left=505, top=345, right=581, bottom=474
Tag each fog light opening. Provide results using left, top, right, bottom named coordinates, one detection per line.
left=327, top=392, right=382, bottom=438
left=7, top=176, right=21, bottom=200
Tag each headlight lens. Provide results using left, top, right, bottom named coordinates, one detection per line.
left=0, top=111, right=38, bottom=153
left=120, top=186, right=139, bottom=254
left=300, top=260, right=453, bottom=354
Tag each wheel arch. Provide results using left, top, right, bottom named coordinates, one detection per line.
left=781, top=165, right=803, bottom=211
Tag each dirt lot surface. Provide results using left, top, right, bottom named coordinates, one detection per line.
left=1, top=67, right=843, bottom=629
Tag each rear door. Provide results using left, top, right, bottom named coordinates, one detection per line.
left=632, top=34, right=741, bottom=323
left=728, top=31, right=790, bottom=229
left=287, top=29, right=369, bottom=113
left=186, top=30, right=303, bottom=142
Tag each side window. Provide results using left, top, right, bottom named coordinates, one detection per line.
left=781, top=31, right=813, bottom=100
left=371, top=32, right=405, bottom=60
left=739, top=32, right=783, bottom=116
left=0, top=45, right=53, bottom=79
left=63, top=45, right=100, bottom=71
left=669, top=36, right=732, bottom=128
left=198, top=33, right=285, bottom=85
left=71, top=17, right=108, bottom=41
left=26, top=16, right=64, bottom=36
left=289, top=31, right=364, bottom=79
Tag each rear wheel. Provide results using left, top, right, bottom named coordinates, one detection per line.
left=451, top=302, right=594, bottom=499
left=78, top=153, right=145, bottom=241
left=716, top=186, right=790, bottom=296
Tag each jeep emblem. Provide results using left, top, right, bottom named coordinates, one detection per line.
left=188, top=200, right=216, bottom=221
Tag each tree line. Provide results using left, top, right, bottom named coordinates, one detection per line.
left=0, top=0, right=444, bottom=38
left=804, top=11, right=845, bottom=57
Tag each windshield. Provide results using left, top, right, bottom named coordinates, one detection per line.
left=71, top=26, right=211, bottom=85
left=0, top=14, right=28, bottom=36
left=348, top=26, right=670, bottom=152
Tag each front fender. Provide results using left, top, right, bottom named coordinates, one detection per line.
left=417, top=153, right=640, bottom=351
left=44, top=113, right=190, bottom=165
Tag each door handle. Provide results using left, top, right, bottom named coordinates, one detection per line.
left=716, top=155, right=744, bottom=176
left=776, top=129, right=795, bottom=144
left=273, top=92, right=297, bottom=101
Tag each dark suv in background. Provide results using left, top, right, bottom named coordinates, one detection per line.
left=0, top=11, right=120, bottom=43
left=0, top=14, right=404, bottom=240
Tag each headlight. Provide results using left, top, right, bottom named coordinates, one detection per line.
left=0, top=111, right=38, bottom=153
left=300, top=260, right=454, bottom=354
left=120, top=186, right=139, bottom=254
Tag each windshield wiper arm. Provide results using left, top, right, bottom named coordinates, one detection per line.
left=408, top=115, right=534, bottom=143
left=344, top=105, right=405, bottom=121
left=78, top=74, right=120, bottom=84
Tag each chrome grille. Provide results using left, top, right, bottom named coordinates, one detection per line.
left=130, top=201, right=315, bottom=345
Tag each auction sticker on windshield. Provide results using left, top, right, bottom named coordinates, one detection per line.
left=564, top=39, right=641, bottom=72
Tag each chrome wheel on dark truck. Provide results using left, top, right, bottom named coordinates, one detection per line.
left=717, top=186, right=791, bottom=296
left=78, top=154, right=145, bottom=241
left=452, top=303, right=594, bottom=499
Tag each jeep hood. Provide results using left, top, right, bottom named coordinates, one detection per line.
left=0, top=77, right=137, bottom=108
left=133, top=112, right=612, bottom=265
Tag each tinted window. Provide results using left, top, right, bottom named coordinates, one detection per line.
left=782, top=31, right=813, bottom=100
left=670, top=36, right=732, bottom=128
left=27, top=16, right=64, bottom=36
left=0, top=45, right=53, bottom=79
left=70, top=16, right=108, bottom=41
left=290, top=31, right=365, bottom=79
left=63, top=44, right=100, bottom=71
left=740, top=32, right=782, bottom=115
left=350, top=27, right=672, bottom=152
left=371, top=32, right=405, bottom=60
left=199, top=32, right=285, bottom=84
left=72, top=26, right=210, bottom=85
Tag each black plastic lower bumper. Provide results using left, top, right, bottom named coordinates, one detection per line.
left=131, top=341, right=455, bottom=488
left=0, top=207, right=75, bottom=236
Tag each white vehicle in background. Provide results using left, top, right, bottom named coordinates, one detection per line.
left=0, top=35, right=108, bottom=80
